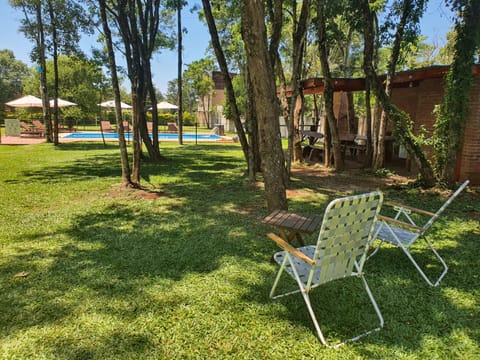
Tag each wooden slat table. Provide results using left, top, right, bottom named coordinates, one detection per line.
left=263, top=210, right=321, bottom=246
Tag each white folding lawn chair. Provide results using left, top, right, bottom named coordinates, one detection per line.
left=268, top=192, right=384, bottom=347
left=370, top=180, right=469, bottom=287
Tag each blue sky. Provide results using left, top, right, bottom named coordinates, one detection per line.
left=0, top=1, right=455, bottom=94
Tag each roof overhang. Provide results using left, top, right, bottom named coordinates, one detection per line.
left=281, top=64, right=480, bottom=96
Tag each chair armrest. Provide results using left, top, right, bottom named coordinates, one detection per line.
left=377, top=215, right=424, bottom=231
left=385, top=201, right=436, bottom=217
left=267, top=233, right=316, bottom=266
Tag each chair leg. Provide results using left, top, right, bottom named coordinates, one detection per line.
left=359, top=275, right=384, bottom=337
left=299, top=275, right=383, bottom=348
left=402, top=236, right=449, bottom=287
left=270, top=254, right=303, bottom=299
left=375, top=223, right=449, bottom=286
left=270, top=256, right=288, bottom=299
left=271, top=255, right=383, bottom=346
left=300, top=291, right=328, bottom=345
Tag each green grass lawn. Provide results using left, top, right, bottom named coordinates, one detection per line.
left=0, top=142, right=479, bottom=359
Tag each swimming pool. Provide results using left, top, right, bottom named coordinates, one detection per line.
left=63, top=132, right=224, bottom=141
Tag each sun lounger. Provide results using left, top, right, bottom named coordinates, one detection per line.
left=100, top=121, right=115, bottom=133
left=167, top=122, right=178, bottom=132
left=20, top=121, right=44, bottom=137
left=32, top=120, right=46, bottom=132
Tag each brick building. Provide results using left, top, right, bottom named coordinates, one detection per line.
left=299, top=65, right=480, bottom=184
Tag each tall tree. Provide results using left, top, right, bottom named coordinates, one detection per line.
left=177, top=0, right=184, bottom=145
left=99, top=0, right=133, bottom=187
left=10, top=0, right=92, bottom=143
left=0, top=50, right=29, bottom=119
left=47, top=0, right=60, bottom=144
left=183, top=58, right=215, bottom=127
left=34, top=0, right=52, bottom=142
left=434, top=0, right=480, bottom=185
left=316, top=0, right=345, bottom=170
left=361, top=0, right=435, bottom=186
left=23, top=55, right=104, bottom=123
left=10, top=0, right=52, bottom=141
left=241, top=0, right=287, bottom=211
left=372, top=0, right=427, bottom=170
left=106, top=0, right=175, bottom=184
left=276, top=0, right=311, bottom=174
left=201, top=0, right=260, bottom=180
left=45, top=0, right=92, bottom=145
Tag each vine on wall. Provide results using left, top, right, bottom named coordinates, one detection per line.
left=433, top=0, right=480, bottom=185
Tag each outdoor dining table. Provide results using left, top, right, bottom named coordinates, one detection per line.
left=263, top=209, right=321, bottom=246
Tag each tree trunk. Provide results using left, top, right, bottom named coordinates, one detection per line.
left=116, top=0, right=147, bottom=186
left=361, top=0, right=435, bottom=186
left=346, top=92, right=356, bottom=134
left=273, top=0, right=310, bottom=172
left=316, top=0, right=344, bottom=170
left=292, top=3, right=309, bottom=164
left=99, top=0, right=133, bottom=187
left=47, top=0, right=59, bottom=145
left=343, top=26, right=357, bottom=135
left=35, top=2, right=52, bottom=143
left=374, top=0, right=413, bottom=170
left=241, top=0, right=287, bottom=211
left=177, top=0, right=183, bottom=145
left=246, top=68, right=261, bottom=180
left=292, top=93, right=304, bottom=163
left=201, top=0, right=250, bottom=167
left=363, top=83, right=373, bottom=168
left=132, top=0, right=162, bottom=160
left=145, top=64, right=161, bottom=159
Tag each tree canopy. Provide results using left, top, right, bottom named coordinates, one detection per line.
left=0, top=49, right=29, bottom=119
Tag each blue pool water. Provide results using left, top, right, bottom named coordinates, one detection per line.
left=63, top=132, right=223, bottom=141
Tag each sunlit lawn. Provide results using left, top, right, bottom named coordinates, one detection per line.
left=0, top=142, right=478, bottom=359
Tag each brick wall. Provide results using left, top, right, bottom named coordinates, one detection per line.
left=392, top=77, right=480, bottom=185
left=459, top=77, right=480, bottom=184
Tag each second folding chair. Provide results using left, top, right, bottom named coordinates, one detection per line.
left=370, top=180, right=469, bottom=286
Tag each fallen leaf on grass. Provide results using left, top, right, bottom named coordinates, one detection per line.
left=14, top=272, right=29, bottom=278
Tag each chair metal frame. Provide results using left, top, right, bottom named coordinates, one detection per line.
left=369, top=180, right=469, bottom=287
left=268, top=192, right=384, bottom=347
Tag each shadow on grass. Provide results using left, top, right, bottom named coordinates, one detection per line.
left=6, top=143, right=245, bottom=187
left=0, top=143, right=270, bottom=356
left=1, top=142, right=478, bottom=356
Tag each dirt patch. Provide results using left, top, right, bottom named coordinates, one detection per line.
left=107, top=184, right=167, bottom=200
left=467, top=211, right=480, bottom=219
left=135, top=189, right=166, bottom=199
left=290, top=163, right=415, bottom=194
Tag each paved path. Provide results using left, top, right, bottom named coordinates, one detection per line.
left=0, top=136, right=46, bottom=145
